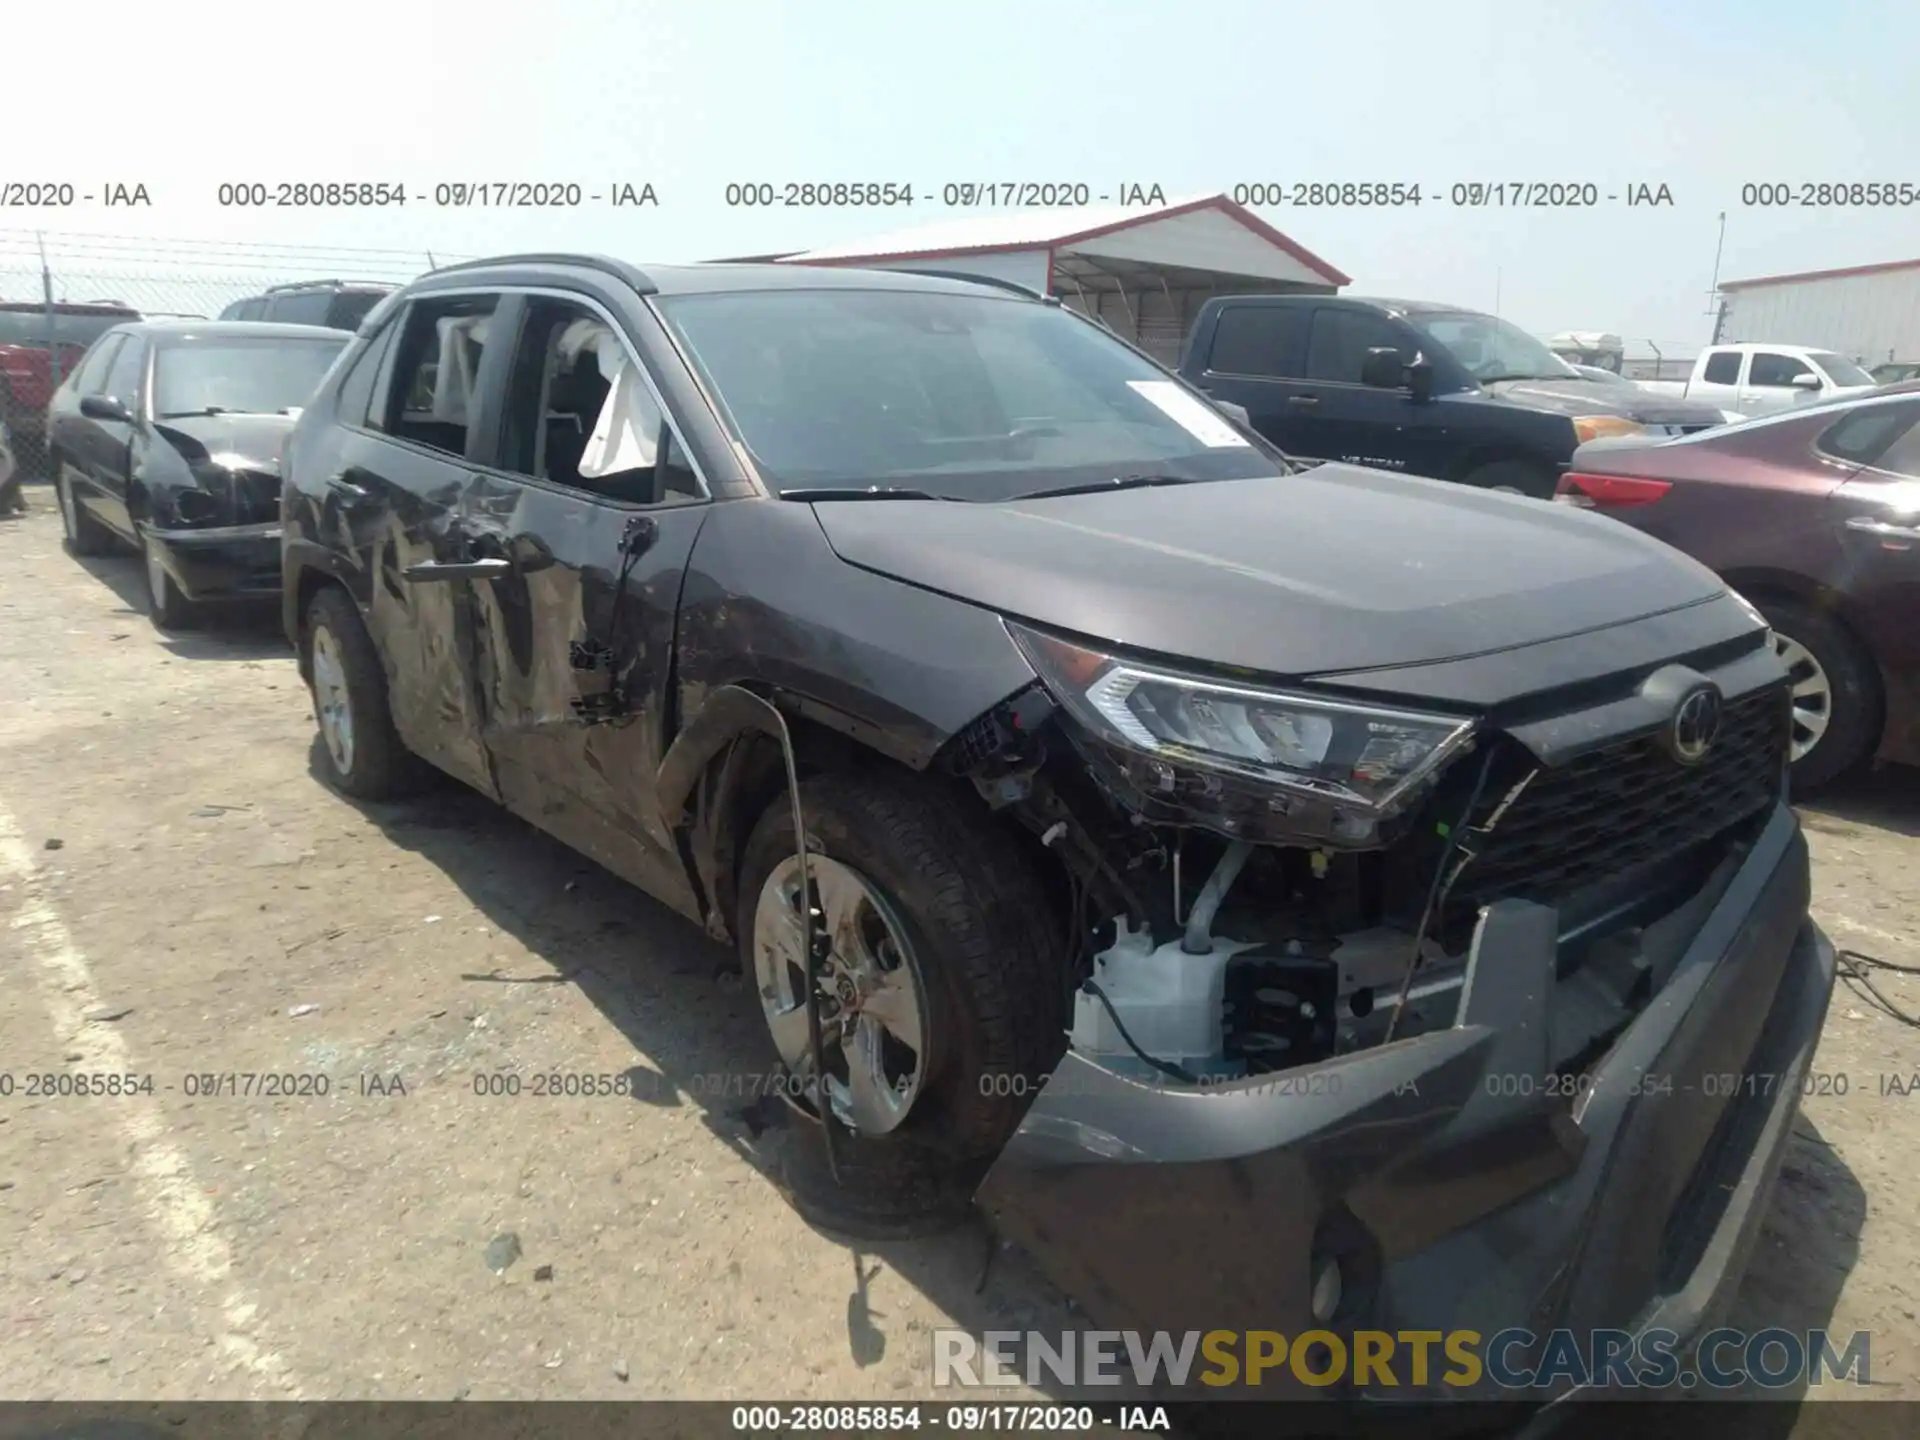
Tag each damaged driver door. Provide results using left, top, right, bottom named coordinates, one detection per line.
left=459, top=290, right=711, bottom=906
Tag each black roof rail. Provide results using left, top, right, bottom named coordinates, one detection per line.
left=423, top=252, right=657, bottom=295
left=888, top=267, right=1057, bottom=303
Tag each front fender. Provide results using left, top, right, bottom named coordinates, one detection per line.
left=655, top=498, right=1039, bottom=937
left=667, top=497, right=1038, bottom=778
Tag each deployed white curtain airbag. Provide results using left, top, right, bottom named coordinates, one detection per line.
left=430, top=314, right=490, bottom=424
left=553, top=317, right=657, bottom=478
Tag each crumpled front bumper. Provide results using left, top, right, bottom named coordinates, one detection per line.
left=146, top=521, right=283, bottom=601
left=976, top=800, right=1832, bottom=1409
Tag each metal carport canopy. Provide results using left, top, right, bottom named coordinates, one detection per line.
left=758, top=193, right=1351, bottom=362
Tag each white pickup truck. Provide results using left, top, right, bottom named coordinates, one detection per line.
left=1637, top=342, right=1880, bottom=416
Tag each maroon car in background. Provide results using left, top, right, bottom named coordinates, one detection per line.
left=1560, top=382, right=1920, bottom=789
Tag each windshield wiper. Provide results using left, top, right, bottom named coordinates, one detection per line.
left=1017, top=473, right=1195, bottom=500
left=778, top=485, right=952, bottom=502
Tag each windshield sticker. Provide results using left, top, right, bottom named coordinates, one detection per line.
left=1126, top=381, right=1251, bottom=448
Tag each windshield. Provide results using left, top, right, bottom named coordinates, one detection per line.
left=152, top=337, right=347, bottom=418
left=653, top=288, right=1287, bottom=500
left=1810, top=352, right=1876, bottom=388
left=1408, top=311, right=1575, bottom=382
left=0, top=310, right=133, bottom=349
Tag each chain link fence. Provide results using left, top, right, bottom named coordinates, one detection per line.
left=0, top=230, right=474, bottom=482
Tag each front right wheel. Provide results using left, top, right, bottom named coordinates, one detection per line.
left=735, top=771, right=1065, bottom=1219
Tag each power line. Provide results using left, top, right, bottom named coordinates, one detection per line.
left=0, top=228, right=474, bottom=264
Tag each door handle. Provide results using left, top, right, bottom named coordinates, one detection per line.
left=1286, top=395, right=1320, bottom=407
left=1845, top=516, right=1920, bottom=542
left=326, top=473, right=370, bottom=503
left=401, top=558, right=512, bottom=583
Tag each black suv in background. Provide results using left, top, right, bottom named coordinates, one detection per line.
left=47, top=319, right=349, bottom=626
left=219, top=280, right=394, bottom=331
left=281, top=254, right=1828, bottom=1401
left=1179, top=295, right=1728, bottom=497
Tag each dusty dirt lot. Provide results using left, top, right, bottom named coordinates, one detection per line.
left=1, top=497, right=1917, bottom=1413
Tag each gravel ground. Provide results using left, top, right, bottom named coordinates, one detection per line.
left=0, top=497, right=1916, bottom=1415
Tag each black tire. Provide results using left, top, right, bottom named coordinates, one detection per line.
left=734, top=771, right=1064, bottom=1218
left=1462, top=458, right=1559, bottom=498
left=140, top=531, right=201, bottom=631
left=302, top=586, right=430, bottom=800
left=1758, top=598, right=1881, bottom=793
left=54, top=462, right=113, bottom=556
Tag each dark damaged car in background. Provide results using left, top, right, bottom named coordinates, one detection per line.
left=278, top=255, right=1834, bottom=1412
left=46, top=320, right=349, bottom=627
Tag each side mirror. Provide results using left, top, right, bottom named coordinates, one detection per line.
left=1791, top=372, right=1822, bottom=391
left=80, top=394, right=135, bottom=424
left=1360, top=347, right=1405, bottom=389
left=1212, top=398, right=1252, bottom=429
left=1405, top=353, right=1436, bottom=402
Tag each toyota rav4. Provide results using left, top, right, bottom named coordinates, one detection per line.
left=280, top=255, right=1834, bottom=1408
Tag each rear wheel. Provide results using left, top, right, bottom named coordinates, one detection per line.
left=1758, top=598, right=1880, bottom=792
left=140, top=532, right=200, bottom=630
left=55, top=464, right=113, bottom=555
left=735, top=771, right=1064, bottom=1227
left=303, top=586, right=430, bottom=800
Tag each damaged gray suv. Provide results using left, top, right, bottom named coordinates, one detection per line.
left=282, top=255, right=1834, bottom=1399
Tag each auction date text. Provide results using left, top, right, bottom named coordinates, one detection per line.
left=0, top=181, right=149, bottom=207
left=214, top=181, right=658, bottom=208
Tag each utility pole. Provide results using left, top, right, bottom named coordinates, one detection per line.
left=1705, top=211, right=1727, bottom=345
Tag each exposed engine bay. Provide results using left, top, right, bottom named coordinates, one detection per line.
left=945, top=642, right=1787, bottom=1091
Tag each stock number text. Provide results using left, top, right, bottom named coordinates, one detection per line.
left=217, top=182, right=408, bottom=208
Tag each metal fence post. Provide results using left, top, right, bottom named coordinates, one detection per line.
left=36, top=232, right=60, bottom=388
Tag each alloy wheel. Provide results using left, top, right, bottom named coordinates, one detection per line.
left=311, top=623, right=357, bottom=775
left=751, top=853, right=930, bottom=1135
left=1773, top=630, right=1832, bottom=762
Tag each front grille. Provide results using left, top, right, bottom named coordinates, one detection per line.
left=1443, top=684, right=1788, bottom=925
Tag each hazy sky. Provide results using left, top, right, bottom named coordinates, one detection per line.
left=7, top=0, right=1914, bottom=348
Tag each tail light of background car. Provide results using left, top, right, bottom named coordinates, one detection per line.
left=1554, top=471, right=1674, bottom=509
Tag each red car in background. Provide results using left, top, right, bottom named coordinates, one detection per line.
left=0, top=300, right=143, bottom=477
left=1561, top=382, right=1920, bottom=789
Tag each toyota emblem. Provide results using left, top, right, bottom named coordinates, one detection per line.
left=1668, top=685, right=1723, bottom=765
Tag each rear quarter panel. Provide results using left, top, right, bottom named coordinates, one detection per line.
left=1571, top=421, right=1853, bottom=580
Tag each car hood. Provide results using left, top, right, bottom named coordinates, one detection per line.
left=1483, top=376, right=1726, bottom=426
left=808, top=464, right=1727, bottom=678
left=151, top=412, right=295, bottom=473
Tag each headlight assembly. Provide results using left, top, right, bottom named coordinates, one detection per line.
left=1007, top=622, right=1477, bottom=835
left=1571, top=415, right=1646, bottom=443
